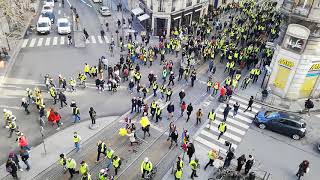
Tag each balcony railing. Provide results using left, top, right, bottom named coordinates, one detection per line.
left=158, top=7, right=165, bottom=12
left=186, top=1, right=192, bottom=7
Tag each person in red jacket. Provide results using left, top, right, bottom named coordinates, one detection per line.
left=219, top=86, right=227, bottom=102
left=180, top=101, right=187, bottom=117
left=17, top=132, right=30, bottom=151
left=48, top=108, right=63, bottom=130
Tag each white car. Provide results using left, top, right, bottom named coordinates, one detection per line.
left=92, top=0, right=102, bottom=3
left=44, top=0, right=55, bottom=7
left=37, top=16, right=51, bottom=34
left=42, top=4, right=53, bottom=14
left=99, top=6, right=111, bottom=16
left=57, top=18, right=71, bottom=34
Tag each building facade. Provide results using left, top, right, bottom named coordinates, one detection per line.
left=130, top=0, right=209, bottom=36
left=267, top=0, right=320, bottom=99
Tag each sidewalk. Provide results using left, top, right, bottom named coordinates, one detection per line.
left=0, top=116, right=119, bottom=180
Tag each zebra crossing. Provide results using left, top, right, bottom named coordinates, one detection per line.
left=195, top=95, right=262, bottom=155
left=21, top=35, right=110, bottom=48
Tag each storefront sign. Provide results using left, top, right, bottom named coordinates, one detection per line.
left=278, top=58, right=295, bottom=69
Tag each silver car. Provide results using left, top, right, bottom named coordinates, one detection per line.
left=99, top=6, right=111, bottom=16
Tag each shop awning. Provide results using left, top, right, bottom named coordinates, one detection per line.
left=138, top=14, right=150, bottom=22
left=131, top=7, right=144, bottom=16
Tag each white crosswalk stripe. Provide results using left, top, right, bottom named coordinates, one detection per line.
left=21, top=35, right=112, bottom=48
left=37, top=38, right=43, bottom=46
left=22, top=39, right=29, bottom=48
left=315, top=114, right=320, bottom=118
left=195, top=95, right=260, bottom=153
left=60, top=36, right=65, bottom=45
left=45, top=37, right=51, bottom=46
left=52, top=37, right=58, bottom=45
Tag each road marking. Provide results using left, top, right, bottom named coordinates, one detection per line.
left=195, top=136, right=227, bottom=155
left=58, top=10, right=61, bottom=15
left=66, top=0, right=71, bottom=7
left=217, top=108, right=253, bottom=123
left=97, top=36, right=103, bottom=43
left=80, top=0, right=92, bottom=7
left=59, top=3, right=61, bottom=7
left=231, top=96, right=262, bottom=109
left=207, top=126, right=242, bottom=142
left=216, top=114, right=249, bottom=129
left=45, top=37, right=51, bottom=46
left=85, top=38, right=90, bottom=44
left=22, top=39, right=29, bottom=48
left=227, top=99, right=258, bottom=115
left=104, top=36, right=110, bottom=43
left=60, top=36, right=65, bottom=45
left=211, top=120, right=246, bottom=135
left=201, top=130, right=239, bottom=148
left=52, top=37, right=58, bottom=45
left=91, top=36, right=96, bottom=44
left=37, top=38, right=43, bottom=46
left=316, top=114, right=320, bottom=118
left=29, top=38, right=36, bottom=47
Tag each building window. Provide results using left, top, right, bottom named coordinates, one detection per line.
left=172, top=0, right=176, bottom=11
left=159, top=0, right=165, bottom=12
left=187, top=0, right=192, bottom=7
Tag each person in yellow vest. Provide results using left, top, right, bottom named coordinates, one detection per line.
left=73, top=131, right=81, bottom=152
left=159, top=84, right=166, bottom=99
left=79, top=73, right=87, bottom=88
left=96, top=140, right=107, bottom=162
left=207, top=79, right=212, bottom=93
left=229, top=61, right=235, bottom=70
left=69, top=77, right=76, bottom=92
left=141, top=157, right=153, bottom=178
left=81, top=172, right=91, bottom=180
left=150, top=100, right=157, bottom=119
left=235, top=72, right=241, bottom=81
left=166, top=88, right=173, bottom=102
left=155, top=105, right=162, bottom=123
left=189, top=158, right=199, bottom=179
left=7, top=120, right=17, bottom=138
left=112, top=155, right=121, bottom=175
left=90, top=66, right=97, bottom=78
left=79, top=161, right=89, bottom=176
left=134, top=71, right=141, bottom=84
left=66, top=158, right=79, bottom=178
left=84, top=63, right=91, bottom=77
left=250, top=68, right=255, bottom=79
left=207, top=109, right=216, bottom=129
left=152, top=81, right=158, bottom=97
left=106, top=147, right=114, bottom=168
left=204, top=149, right=218, bottom=170
left=225, top=76, right=231, bottom=86
left=253, top=68, right=261, bottom=83
left=49, top=86, right=57, bottom=105
left=59, top=153, right=67, bottom=173
left=218, top=122, right=227, bottom=140
left=232, top=78, right=238, bottom=89
left=224, top=61, right=230, bottom=72
left=175, top=166, right=183, bottom=180
left=98, top=169, right=107, bottom=180
left=212, top=81, right=220, bottom=96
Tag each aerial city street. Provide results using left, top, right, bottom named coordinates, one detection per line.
left=0, top=0, right=320, bottom=179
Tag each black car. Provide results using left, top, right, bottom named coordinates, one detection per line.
left=41, top=12, right=55, bottom=24
left=254, top=111, right=306, bottom=140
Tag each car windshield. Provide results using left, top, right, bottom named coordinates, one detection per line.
left=38, top=22, right=48, bottom=27
left=46, top=0, right=53, bottom=2
left=264, top=111, right=274, bottom=117
left=42, top=13, right=52, bottom=18
left=59, top=22, right=69, bottom=27
left=43, top=6, right=51, bottom=10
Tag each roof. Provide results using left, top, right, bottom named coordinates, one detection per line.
left=131, top=7, right=144, bottom=16
left=138, top=14, right=150, bottom=22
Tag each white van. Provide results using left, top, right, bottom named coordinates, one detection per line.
left=37, top=16, right=51, bottom=34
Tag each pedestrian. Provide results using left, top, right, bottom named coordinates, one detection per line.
left=175, top=165, right=183, bottom=180
left=190, top=70, right=197, bottom=87
left=21, top=98, right=30, bottom=114
left=8, top=152, right=22, bottom=171
left=296, top=160, right=310, bottom=179
left=6, top=158, right=18, bottom=179
left=223, top=104, right=231, bottom=121
left=167, top=102, right=175, bottom=119
left=19, top=148, right=30, bottom=171
left=195, top=108, right=203, bottom=125
left=186, top=103, right=193, bottom=122
left=66, top=158, right=79, bottom=178
left=180, top=101, right=187, bottom=117
left=112, top=156, right=121, bottom=175
left=167, top=122, right=176, bottom=141
left=204, top=149, right=217, bottom=170
left=150, top=100, right=157, bottom=119
left=218, top=122, right=227, bottom=140
left=96, top=140, right=107, bottom=162
left=189, top=158, right=199, bottom=179
left=244, top=96, right=254, bottom=112
left=178, top=89, right=186, bottom=104
left=127, top=129, right=138, bottom=146
left=155, top=105, right=162, bottom=123
left=7, top=120, right=17, bottom=138
left=169, top=129, right=178, bottom=148
left=166, top=88, right=172, bottom=102
left=79, top=161, right=89, bottom=176
left=67, top=34, right=72, bottom=45
left=223, top=147, right=235, bottom=168
left=304, top=99, right=314, bottom=116
left=141, top=157, right=153, bottom=178
left=207, top=109, right=216, bottom=129
left=106, top=147, right=114, bottom=168
left=17, top=133, right=30, bottom=151
left=137, top=97, right=143, bottom=113
left=187, top=142, right=195, bottom=163
left=73, top=132, right=81, bottom=152
left=168, top=71, right=175, bottom=86
left=59, top=153, right=67, bottom=173
left=233, top=102, right=240, bottom=118
left=83, top=28, right=89, bottom=39
left=244, top=155, right=254, bottom=174
left=131, top=97, right=137, bottom=113
left=59, top=92, right=67, bottom=108
left=72, top=105, right=80, bottom=123
left=89, top=107, right=96, bottom=125
left=236, top=154, right=246, bottom=172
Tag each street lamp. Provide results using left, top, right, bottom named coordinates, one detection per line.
left=40, top=126, right=47, bottom=154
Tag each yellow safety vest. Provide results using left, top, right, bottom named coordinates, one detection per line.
left=84, top=65, right=90, bottom=73
left=209, top=112, right=215, bottom=120
left=107, top=149, right=114, bottom=159
left=208, top=150, right=218, bottom=160
left=141, top=162, right=153, bottom=171
left=175, top=169, right=182, bottom=178
left=236, top=74, right=241, bottom=80
left=156, top=108, right=161, bottom=115
left=225, top=78, right=231, bottom=85
left=219, top=123, right=226, bottom=132
left=255, top=69, right=260, bottom=75
left=113, top=157, right=121, bottom=168
left=79, top=163, right=88, bottom=174
left=151, top=102, right=157, bottom=109
left=66, top=159, right=76, bottom=169
left=213, top=82, right=219, bottom=89
left=207, top=81, right=212, bottom=87
left=189, top=160, right=198, bottom=170
left=232, top=79, right=238, bottom=87
left=73, top=135, right=80, bottom=143
left=166, top=90, right=172, bottom=95
left=250, top=69, right=255, bottom=75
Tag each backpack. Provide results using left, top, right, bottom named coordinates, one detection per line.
left=308, top=101, right=314, bottom=109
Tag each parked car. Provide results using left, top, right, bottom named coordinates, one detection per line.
left=57, top=18, right=71, bottom=35
left=99, top=6, right=111, bottom=16
left=92, top=0, right=102, bottom=3
left=37, top=16, right=51, bottom=34
left=41, top=11, right=55, bottom=24
left=254, top=111, right=306, bottom=140
left=44, top=0, right=55, bottom=7
left=42, top=4, right=53, bottom=14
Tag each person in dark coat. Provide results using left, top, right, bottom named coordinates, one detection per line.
left=169, top=129, right=178, bottom=149
left=187, top=142, right=195, bottom=163
left=8, top=152, right=21, bottom=171
left=89, top=107, right=96, bottom=124
left=223, top=147, right=235, bottom=168
left=236, top=154, right=246, bottom=172
left=186, top=103, right=193, bottom=122
left=59, top=92, right=67, bottom=108
left=6, top=158, right=18, bottom=179
left=296, top=160, right=310, bottom=179
left=244, top=155, right=254, bottom=174
left=19, top=148, right=30, bottom=171
left=223, top=104, right=231, bottom=121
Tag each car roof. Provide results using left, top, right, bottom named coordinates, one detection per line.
left=57, top=18, right=69, bottom=22
left=38, top=16, right=50, bottom=22
left=101, top=6, right=109, bottom=9
left=277, top=111, right=305, bottom=123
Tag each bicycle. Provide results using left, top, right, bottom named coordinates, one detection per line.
left=144, top=167, right=157, bottom=180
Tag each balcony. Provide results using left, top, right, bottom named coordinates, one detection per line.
left=171, top=6, right=176, bottom=12
left=186, top=1, right=192, bottom=7
left=158, top=7, right=165, bottom=12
